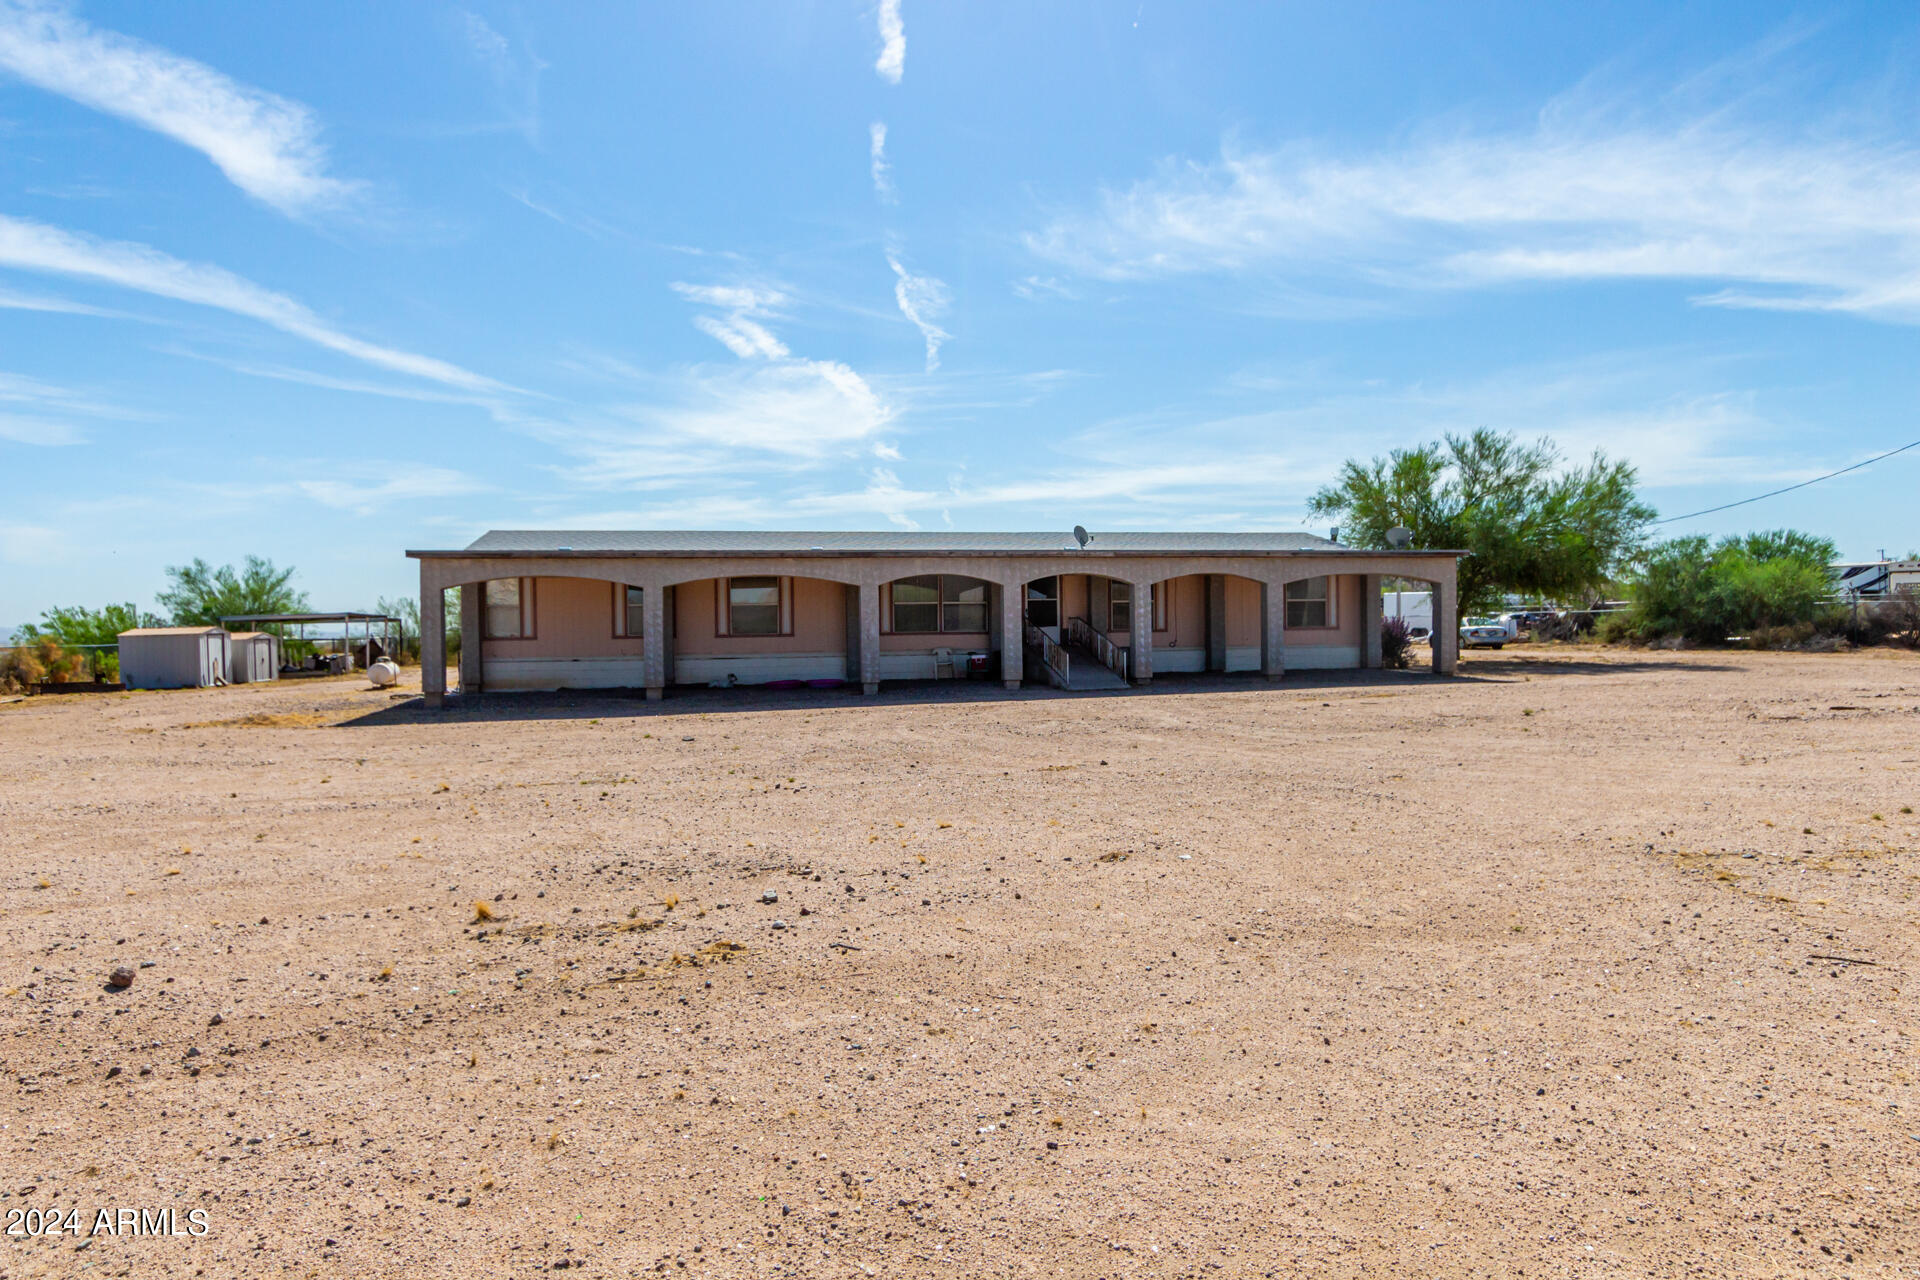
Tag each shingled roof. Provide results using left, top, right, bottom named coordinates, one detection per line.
left=429, top=529, right=1386, bottom=556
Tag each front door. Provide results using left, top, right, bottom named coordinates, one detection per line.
left=1025, top=576, right=1061, bottom=641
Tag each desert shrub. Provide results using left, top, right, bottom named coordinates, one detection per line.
left=34, top=638, right=88, bottom=682
left=1615, top=530, right=1835, bottom=644
left=0, top=637, right=89, bottom=690
left=1885, top=588, right=1920, bottom=648
left=1380, top=616, right=1414, bottom=669
left=1791, top=592, right=1920, bottom=650
left=1746, top=621, right=1817, bottom=650
left=1593, top=610, right=1638, bottom=643
left=25, top=602, right=158, bottom=647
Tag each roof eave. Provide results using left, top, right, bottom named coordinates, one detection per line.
left=406, top=547, right=1468, bottom=559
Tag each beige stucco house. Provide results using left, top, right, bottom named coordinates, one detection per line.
left=407, top=531, right=1463, bottom=707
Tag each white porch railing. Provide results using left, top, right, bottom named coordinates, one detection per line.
left=1066, top=616, right=1129, bottom=681
left=1025, top=625, right=1069, bottom=688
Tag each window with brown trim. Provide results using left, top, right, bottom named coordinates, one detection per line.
left=890, top=575, right=939, bottom=633
left=612, top=584, right=643, bottom=638
left=485, top=578, right=532, bottom=639
left=726, top=576, right=782, bottom=636
left=942, top=576, right=988, bottom=632
left=888, top=575, right=989, bottom=634
left=1108, top=581, right=1132, bottom=632
left=1151, top=581, right=1168, bottom=631
left=1285, top=576, right=1333, bottom=628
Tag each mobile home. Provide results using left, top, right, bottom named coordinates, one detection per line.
left=407, top=530, right=1467, bottom=706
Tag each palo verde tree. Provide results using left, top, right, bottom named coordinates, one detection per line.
left=157, top=556, right=309, bottom=627
left=1616, top=530, right=1837, bottom=644
left=18, top=602, right=160, bottom=646
left=1307, top=428, right=1654, bottom=614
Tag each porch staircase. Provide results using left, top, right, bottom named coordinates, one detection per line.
left=1026, top=624, right=1131, bottom=691
left=1058, top=641, right=1129, bottom=690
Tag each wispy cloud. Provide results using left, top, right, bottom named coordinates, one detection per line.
left=0, top=369, right=149, bottom=445
left=615, top=358, right=892, bottom=459
left=874, top=0, right=904, bottom=85
left=673, top=278, right=793, bottom=360
left=0, top=215, right=505, bottom=391
left=0, top=519, right=58, bottom=564
left=869, top=121, right=894, bottom=202
left=521, top=276, right=900, bottom=486
left=165, top=348, right=504, bottom=410
left=1010, top=274, right=1074, bottom=302
left=0, top=283, right=131, bottom=318
left=607, top=348, right=1806, bottom=533
left=0, top=369, right=139, bottom=414
left=670, top=281, right=787, bottom=312
left=296, top=465, right=489, bottom=514
left=458, top=10, right=544, bottom=143
left=0, top=414, right=80, bottom=445
left=1027, top=75, right=1920, bottom=321
left=0, top=0, right=358, bottom=216
left=1070, top=348, right=1804, bottom=503
left=692, top=314, right=789, bottom=360
left=503, top=186, right=629, bottom=242
left=887, top=253, right=949, bottom=370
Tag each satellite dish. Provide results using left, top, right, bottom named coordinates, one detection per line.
left=1386, top=526, right=1413, bottom=549
left=1072, top=525, right=1092, bottom=548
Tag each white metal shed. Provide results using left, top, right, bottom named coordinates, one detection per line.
left=117, top=627, right=230, bottom=689
left=227, top=631, right=280, bottom=683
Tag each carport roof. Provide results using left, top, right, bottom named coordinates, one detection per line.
left=410, top=530, right=1463, bottom=557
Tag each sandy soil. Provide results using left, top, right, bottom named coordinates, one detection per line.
left=1, top=648, right=1916, bottom=1278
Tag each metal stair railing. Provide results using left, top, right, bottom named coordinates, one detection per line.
left=1025, top=625, right=1070, bottom=688
left=1066, top=616, right=1129, bottom=681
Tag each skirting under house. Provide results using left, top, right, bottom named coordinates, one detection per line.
left=406, top=530, right=1464, bottom=706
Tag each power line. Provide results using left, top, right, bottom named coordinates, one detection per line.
left=1653, top=437, right=1920, bottom=525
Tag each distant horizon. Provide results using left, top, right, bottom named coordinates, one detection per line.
left=4, top=1, right=1917, bottom=621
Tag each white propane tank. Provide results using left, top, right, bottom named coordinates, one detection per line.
left=368, top=658, right=400, bottom=688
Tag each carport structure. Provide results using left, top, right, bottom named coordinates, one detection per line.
left=407, top=531, right=1464, bottom=708
left=218, top=612, right=402, bottom=670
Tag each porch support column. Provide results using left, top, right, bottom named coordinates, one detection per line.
left=1129, top=580, right=1153, bottom=684
left=641, top=583, right=667, bottom=700
left=844, top=583, right=862, bottom=686
left=420, top=572, right=446, bottom=709
left=458, top=582, right=483, bottom=692
left=999, top=580, right=1024, bottom=690
left=1432, top=575, right=1459, bottom=676
left=1259, top=580, right=1286, bottom=679
left=858, top=582, right=882, bottom=695
left=1361, top=573, right=1383, bottom=669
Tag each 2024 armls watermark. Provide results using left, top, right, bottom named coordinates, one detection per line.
left=7, top=1206, right=210, bottom=1238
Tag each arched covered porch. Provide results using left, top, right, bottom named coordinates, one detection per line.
left=441, top=568, right=885, bottom=697
left=410, top=536, right=1460, bottom=706
left=1370, top=571, right=1458, bottom=673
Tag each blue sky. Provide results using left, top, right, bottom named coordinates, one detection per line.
left=2, top=1, right=1917, bottom=625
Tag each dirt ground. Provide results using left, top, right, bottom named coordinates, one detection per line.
left=1, top=648, right=1916, bottom=1278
